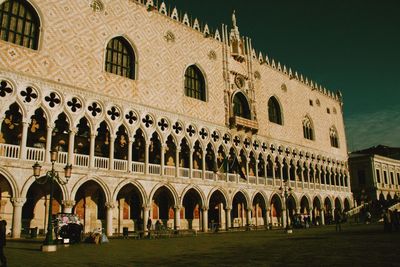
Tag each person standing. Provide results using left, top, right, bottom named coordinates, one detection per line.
left=0, top=220, right=7, bottom=267
left=147, top=217, right=152, bottom=239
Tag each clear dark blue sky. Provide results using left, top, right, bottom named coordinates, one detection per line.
left=166, top=0, right=400, bottom=151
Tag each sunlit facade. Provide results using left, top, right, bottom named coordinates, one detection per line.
left=0, top=0, right=352, bottom=237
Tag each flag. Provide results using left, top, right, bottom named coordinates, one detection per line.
left=235, top=154, right=247, bottom=180
left=213, top=154, right=228, bottom=174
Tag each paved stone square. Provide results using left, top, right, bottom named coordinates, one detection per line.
left=4, top=224, right=399, bottom=267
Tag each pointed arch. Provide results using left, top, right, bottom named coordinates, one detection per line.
left=232, top=91, right=251, bottom=119
left=302, top=115, right=314, bottom=140
left=207, top=187, right=229, bottom=208
left=105, top=36, right=136, bottom=79
left=0, top=167, right=19, bottom=198
left=70, top=175, right=111, bottom=203
left=26, top=107, right=47, bottom=149
left=184, top=64, right=206, bottom=101
left=180, top=184, right=206, bottom=208
left=1, top=102, right=23, bottom=145
left=268, top=96, right=283, bottom=125
left=330, top=126, right=339, bottom=148
left=0, top=0, right=41, bottom=50
left=112, top=179, right=147, bottom=206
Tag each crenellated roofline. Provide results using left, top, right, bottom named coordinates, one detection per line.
left=119, top=0, right=343, bottom=103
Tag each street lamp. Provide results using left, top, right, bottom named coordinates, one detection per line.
left=32, top=150, right=72, bottom=252
left=279, top=180, right=293, bottom=234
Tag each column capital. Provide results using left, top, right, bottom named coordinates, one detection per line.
left=105, top=202, right=116, bottom=209
left=174, top=205, right=182, bottom=210
left=225, top=206, right=232, bottom=211
left=62, top=200, right=76, bottom=208
left=202, top=206, right=209, bottom=211
left=11, top=197, right=26, bottom=207
left=69, top=127, right=78, bottom=134
left=142, top=204, right=151, bottom=211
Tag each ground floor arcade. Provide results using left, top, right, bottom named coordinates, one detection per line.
left=0, top=168, right=352, bottom=238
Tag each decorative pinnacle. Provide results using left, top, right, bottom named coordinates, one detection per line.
left=232, top=10, right=237, bottom=28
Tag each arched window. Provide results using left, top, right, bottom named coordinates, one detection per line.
left=268, top=96, right=282, bottom=125
left=105, top=37, right=135, bottom=79
left=0, top=0, right=40, bottom=50
left=233, top=92, right=250, bottom=119
left=330, top=126, right=339, bottom=148
left=302, top=116, right=314, bottom=140
left=184, top=65, right=206, bottom=101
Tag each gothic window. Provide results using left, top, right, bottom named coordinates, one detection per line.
left=268, top=96, right=282, bottom=125
left=232, top=92, right=250, bottom=119
left=105, top=37, right=135, bottom=79
left=302, top=116, right=314, bottom=140
left=0, top=0, right=40, bottom=50
left=184, top=65, right=206, bottom=101
left=329, top=126, right=339, bottom=148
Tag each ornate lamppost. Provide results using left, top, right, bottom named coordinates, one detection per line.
left=279, top=179, right=293, bottom=234
left=32, top=150, right=72, bottom=252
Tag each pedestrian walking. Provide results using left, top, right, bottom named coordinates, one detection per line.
left=0, top=219, right=7, bottom=267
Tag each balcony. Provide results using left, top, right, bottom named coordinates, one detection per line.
left=0, top=143, right=351, bottom=193
left=229, top=116, right=258, bottom=133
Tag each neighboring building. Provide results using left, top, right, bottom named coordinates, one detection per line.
left=349, top=145, right=400, bottom=205
left=0, top=0, right=352, bottom=238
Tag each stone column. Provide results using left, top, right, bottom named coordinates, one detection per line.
left=279, top=162, right=284, bottom=186
left=161, top=144, right=166, bottom=176
left=105, top=202, right=115, bottom=237
left=202, top=207, right=208, bottom=232
left=62, top=200, right=76, bottom=214
left=68, top=129, right=76, bottom=165
left=175, top=148, right=180, bottom=178
left=45, top=125, right=53, bottom=163
left=265, top=208, right=270, bottom=229
left=143, top=206, right=150, bottom=233
left=282, top=207, right=287, bottom=228
left=19, top=120, right=29, bottom=159
left=247, top=208, right=252, bottom=225
left=309, top=206, right=313, bottom=223
left=225, top=207, right=232, bottom=230
left=321, top=209, right=325, bottom=225
left=144, top=142, right=150, bottom=174
left=174, top=206, right=181, bottom=230
left=202, top=150, right=206, bottom=180
left=11, top=198, right=26, bottom=238
left=189, top=148, right=194, bottom=178
left=127, top=140, right=133, bottom=172
left=109, top=135, right=115, bottom=170
left=255, top=159, right=259, bottom=184
left=89, top=133, right=96, bottom=168
left=246, top=157, right=250, bottom=184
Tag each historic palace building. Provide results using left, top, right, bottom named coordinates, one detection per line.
left=0, top=0, right=352, bottom=238
left=349, top=145, right=400, bottom=205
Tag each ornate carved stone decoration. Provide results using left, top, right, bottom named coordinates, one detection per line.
left=208, top=50, right=217, bottom=60
left=0, top=80, right=12, bottom=97
left=281, top=83, right=287, bottom=92
left=45, top=92, right=61, bottom=108
left=67, top=97, right=82, bottom=113
left=164, top=31, right=175, bottom=43
left=20, top=87, right=38, bottom=103
left=235, top=74, right=245, bottom=89
left=89, top=0, right=104, bottom=12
